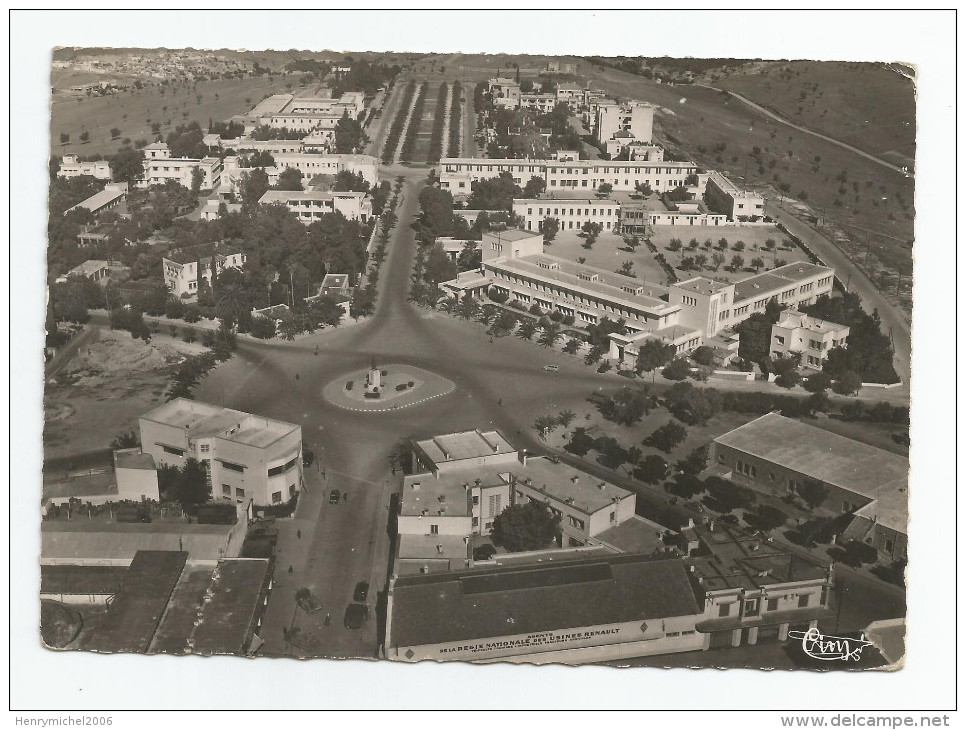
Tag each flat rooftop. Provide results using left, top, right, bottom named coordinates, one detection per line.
left=777, top=311, right=849, bottom=335
left=770, top=262, right=833, bottom=282
left=513, top=198, right=620, bottom=206
left=686, top=523, right=828, bottom=592
left=41, top=520, right=236, bottom=562
left=415, top=429, right=515, bottom=466
left=512, top=456, right=633, bottom=516
left=258, top=190, right=366, bottom=204
left=43, top=471, right=118, bottom=501
left=140, top=398, right=298, bottom=449
left=389, top=553, right=701, bottom=649
left=714, top=413, right=908, bottom=525
left=596, top=515, right=666, bottom=555
left=115, top=451, right=155, bottom=470
left=492, top=253, right=675, bottom=314
left=41, top=565, right=129, bottom=596
left=674, top=276, right=731, bottom=295
left=732, top=271, right=801, bottom=303
left=400, top=472, right=480, bottom=518
left=483, top=228, right=540, bottom=243
left=398, top=534, right=470, bottom=563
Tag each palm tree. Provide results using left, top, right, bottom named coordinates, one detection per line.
left=517, top=320, right=538, bottom=341
left=557, top=409, right=577, bottom=428
left=533, top=415, right=556, bottom=439
left=538, top=323, right=562, bottom=348
left=476, top=304, right=497, bottom=326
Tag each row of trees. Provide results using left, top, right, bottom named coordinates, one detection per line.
left=381, top=80, right=416, bottom=163
left=427, top=83, right=449, bottom=164
left=399, top=81, right=429, bottom=163
left=447, top=81, right=462, bottom=157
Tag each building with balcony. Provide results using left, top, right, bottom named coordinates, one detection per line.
left=710, top=412, right=908, bottom=562
left=139, top=399, right=304, bottom=507
left=141, top=152, right=222, bottom=191
left=257, top=189, right=372, bottom=224
left=770, top=310, right=850, bottom=368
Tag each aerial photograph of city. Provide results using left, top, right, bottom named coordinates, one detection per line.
left=13, top=7, right=957, bottom=718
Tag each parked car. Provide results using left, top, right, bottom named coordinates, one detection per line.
left=353, top=580, right=369, bottom=602
left=344, top=603, right=369, bottom=629
left=543, top=364, right=559, bottom=373
left=295, top=588, right=323, bottom=613
left=329, top=489, right=341, bottom=504
left=718, top=514, right=740, bottom=526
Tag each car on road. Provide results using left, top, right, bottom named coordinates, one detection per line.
left=295, top=588, right=323, bottom=613
left=543, top=364, right=559, bottom=373
left=344, top=603, right=369, bottom=629
left=329, top=489, right=341, bottom=504
left=718, top=514, right=740, bottom=526
left=353, top=581, right=369, bottom=602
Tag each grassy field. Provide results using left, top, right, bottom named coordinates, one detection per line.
left=578, top=62, right=915, bottom=312
left=713, top=61, right=916, bottom=166
left=50, top=74, right=308, bottom=157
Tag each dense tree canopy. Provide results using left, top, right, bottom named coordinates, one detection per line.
left=491, top=501, right=561, bottom=552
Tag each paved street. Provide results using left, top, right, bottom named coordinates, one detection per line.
left=188, top=164, right=906, bottom=660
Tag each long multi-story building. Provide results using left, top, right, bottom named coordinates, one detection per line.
left=511, top=198, right=622, bottom=233
left=668, top=262, right=835, bottom=339
left=258, top=189, right=372, bottom=224
left=438, top=157, right=697, bottom=197
left=64, top=182, right=128, bottom=217
left=139, top=399, right=304, bottom=507
left=247, top=92, right=367, bottom=132
left=57, top=154, right=112, bottom=180
left=442, top=230, right=836, bottom=363
left=162, top=246, right=246, bottom=297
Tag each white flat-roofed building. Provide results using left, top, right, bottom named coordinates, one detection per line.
left=64, top=183, right=128, bottom=217
left=57, top=154, right=112, bottom=180
left=438, top=157, right=697, bottom=196
left=770, top=310, right=850, bottom=369
left=413, top=429, right=518, bottom=476
left=512, top=198, right=622, bottom=233
left=252, top=91, right=367, bottom=132
left=510, top=456, right=636, bottom=546
left=705, top=171, right=765, bottom=221
left=596, top=101, right=655, bottom=145
left=258, top=189, right=372, bottom=223
left=669, top=262, right=835, bottom=339
left=519, top=93, right=556, bottom=113
left=139, top=398, right=304, bottom=507
left=141, top=155, right=222, bottom=191
left=259, top=152, right=378, bottom=188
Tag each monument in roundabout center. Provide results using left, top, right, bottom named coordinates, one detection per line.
left=364, top=357, right=383, bottom=399
left=323, top=357, right=455, bottom=412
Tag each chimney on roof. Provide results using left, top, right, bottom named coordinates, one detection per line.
left=571, top=475, right=579, bottom=484
left=518, top=450, right=528, bottom=466
left=687, top=517, right=694, bottom=529
left=597, top=482, right=606, bottom=491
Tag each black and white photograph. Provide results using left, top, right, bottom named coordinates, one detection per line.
left=8, top=7, right=958, bottom=717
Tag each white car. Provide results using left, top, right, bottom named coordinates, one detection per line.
left=543, top=364, right=559, bottom=373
